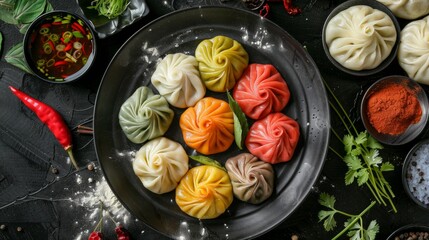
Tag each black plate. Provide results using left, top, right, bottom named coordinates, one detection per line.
left=94, top=7, right=330, bottom=239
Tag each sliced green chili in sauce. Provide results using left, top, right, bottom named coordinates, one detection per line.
left=28, top=14, right=94, bottom=82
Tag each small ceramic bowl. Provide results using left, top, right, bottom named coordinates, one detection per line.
left=322, top=0, right=400, bottom=76
left=386, top=224, right=429, bottom=240
left=360, top=76, right=429, bottom=145
left=402, top=138, right=429, bottom=210
left=23, top=11, right=97, bottom=83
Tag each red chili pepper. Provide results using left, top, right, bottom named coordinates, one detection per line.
left=88, top=231, right=103, bottom=240
left=54, top=61, right=68, bottom=67
left=64, top=43, right=73, bottom=52
left=72, top=22, right=86, bottom=34
left=266, top=0, right=301, bottom=15
left=259, top=3, right=270, bottom=17
left=115, top=225, right=130, bottom=240
left=47, top=40, right=55, bottom=51
left=40, top=23, right=52, bottom=29
left=9, top=86, right=79, bottom=169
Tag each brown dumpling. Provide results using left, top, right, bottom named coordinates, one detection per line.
left=225, top=153, right=274, bottom=204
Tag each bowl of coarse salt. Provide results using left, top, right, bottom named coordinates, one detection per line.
left=403, top=138, right=429, bottom=210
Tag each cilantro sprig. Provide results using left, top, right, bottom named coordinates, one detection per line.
left=318, top=193, right=379, bottom=240
left=323, top=79, right=397, bottom=213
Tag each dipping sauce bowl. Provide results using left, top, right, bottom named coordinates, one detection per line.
left=23, top=11, right=97, bottom=83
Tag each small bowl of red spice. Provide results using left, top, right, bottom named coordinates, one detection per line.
left=361, top=75, right=429, bottom=145
left=23, top=11, right=96, bottom=83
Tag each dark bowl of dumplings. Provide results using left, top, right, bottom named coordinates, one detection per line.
left=360, top=75, right=429, bottom=146
left=322, top=0, right=400, bottom=76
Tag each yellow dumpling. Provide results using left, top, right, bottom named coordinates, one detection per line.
left=175, top=165, right=233, bottom=219
left=195, top=35, right=249, bottom=92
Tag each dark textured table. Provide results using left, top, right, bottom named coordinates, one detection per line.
left=0, top=0, right=428, bottom=239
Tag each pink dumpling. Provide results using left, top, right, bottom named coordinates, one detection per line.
left=233, top=63, right=290, bottom=120
left=245, top=113, right=300, bottom=164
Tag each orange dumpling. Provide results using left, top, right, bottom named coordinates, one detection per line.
left=179, top=97, right=234, bottom=155
left=176, top=165, right=233, bottom=219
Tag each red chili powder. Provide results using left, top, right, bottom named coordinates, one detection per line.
left=366, top=82, right=422, bottom=136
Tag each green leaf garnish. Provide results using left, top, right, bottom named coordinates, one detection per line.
left=13, top=0, right=46, bottom=24
left=5, top=43, right=32, bottom=74
left=88, top=0, right=130, bottom=19
left=226, top=90, right=248, bottom=150
left=318, top=193, right=378, bottom=240
left=324, top=76, right=397, bottom=214
left=189, top=155, right=226, bottom=171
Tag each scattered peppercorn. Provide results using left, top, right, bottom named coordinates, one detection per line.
left=0, top=224, right=6, bottom=230
left=87, top=163, right=94, bottom=171
left=51, top=166, right=59, bottom=174
left=394, top=231, right=429, bottom=240
left=16, top=226, right=22, bottom=232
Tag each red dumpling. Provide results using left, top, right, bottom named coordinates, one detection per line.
left=233, top=63, right=290, bottom=120
left=245, top=113, right=300, bottom=164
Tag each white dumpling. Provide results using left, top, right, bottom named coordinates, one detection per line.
left=398, top=16, right=429, bottom=85
left=133, top=137, right=189, bottom=194
left=151, top=53, right=206, bottom=108
left=377, top=0, right=429, bottom=20
left=325, top=5, right=397, bottom=71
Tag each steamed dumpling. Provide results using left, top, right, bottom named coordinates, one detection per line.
left=233, top=64, right=290, bottom=120
left=133, top=137, right=189, bottom=194
left=246, top=113, right=300, bottom=164
left=195, top=35, right=249, bottom=92
left=377, top=0, right=429, bottom=20
left=151, top=53, right=206, bottom=108
left=225, top=153, right=274, bottom=204
left=398, top=16, right=429, bottom=85
left=325, top=5, right=397, bottom=71
left=119, top=86, right=174, bottom=144
left=176, top=165, right=233, bottom=219
left=179, top=97, right=234, bottom=155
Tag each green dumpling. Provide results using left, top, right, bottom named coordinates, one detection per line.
left=119, top=86, right=174, bottom=144
left=195, top=35, right=249, bottom=92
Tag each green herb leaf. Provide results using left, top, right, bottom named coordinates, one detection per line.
left=343, top=134, right=355, bottom=153
left=365, top=220, right=379, bottom=240
left=364, top=149, right=382, bottom=167
left=13, top=0, right=46, bottom=24
left=355, top=132, right=367, bottom=145
left=189, top=155, right=226, bottom=171
left=380, top=162, right=394, bottom=172
left=5, top=43, right=32, bottom=73
left=366, top=135, right=383, bottom=150
left=344, top=155, right=362, bottom=171
left=318, top=193, right=336, bottom=208
left=227, top=91, right=248, bottom=150
left=320, top=210, right=337, bottom=231
left=357, top=168, right=369, bottom=186
left=0, top=0, right=17, bottom=24
left=345, top=169, right=357, bottom=185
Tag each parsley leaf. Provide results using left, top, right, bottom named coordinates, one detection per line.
left=318, top=194, right=378, bottom=240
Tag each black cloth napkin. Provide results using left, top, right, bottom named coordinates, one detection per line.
left=0, top=67, right=96, bottom=222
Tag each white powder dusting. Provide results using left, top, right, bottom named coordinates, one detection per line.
left=74, top=177, right=131, bottom=224
left=406, top=143, right=429, bottom=206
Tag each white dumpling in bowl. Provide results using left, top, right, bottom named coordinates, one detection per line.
left=325, top=5, right=397, bottom=71
left=151, top=53, right=206, bottom=108
left=377, top=0, right=429, bottom=20
left=133, top=137, right=189, bottom=194
left=398, top=16, right=429, bottom=85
